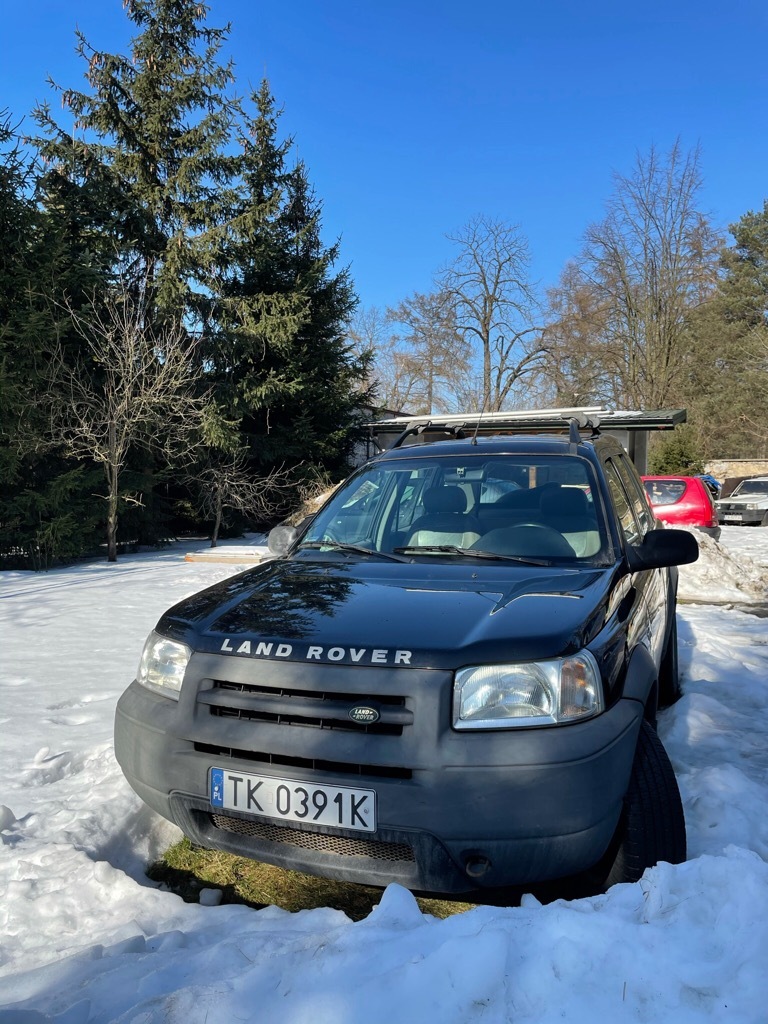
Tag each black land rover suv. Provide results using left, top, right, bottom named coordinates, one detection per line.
left=115, top=421, right=698, bottom=897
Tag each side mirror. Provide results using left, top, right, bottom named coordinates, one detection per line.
left=268, top=524, right=299, bottom=557
left=627, top=528, right=699, bottom=572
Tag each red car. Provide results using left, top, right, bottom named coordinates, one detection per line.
left=642, top=475, right=720, bottom=540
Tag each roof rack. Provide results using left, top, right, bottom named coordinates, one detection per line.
left=366, top=407, right=686, bottom=451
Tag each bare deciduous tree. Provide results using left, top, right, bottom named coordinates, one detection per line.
left=385, top=290, right=470, bottom=414
left=370, top=333, right=425, bottom=413
left=439, top=216, right=546, bottom=411
left=345, top=305, right=399, bottom=409
left=347, top=301, right=456, bottom=414
left=185, top=453, right=303, bottom=547
left=543, top=261, right=613, bottom=406
left=43, top=287, right=209, bottom=561
left=551, top=142, right=721, bottom=409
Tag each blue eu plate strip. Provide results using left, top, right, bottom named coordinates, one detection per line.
left=210, top=767, right=224, bottom=807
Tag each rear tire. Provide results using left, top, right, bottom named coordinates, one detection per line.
left=596, top=721, right=686, bottom=890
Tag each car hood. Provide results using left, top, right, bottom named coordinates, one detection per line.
left=718, top=491, right=768, bottom=505
left=158, top=556, right=618, bottom=669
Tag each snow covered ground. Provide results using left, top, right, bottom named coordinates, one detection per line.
left=1, top=527, right=767, bottom=1023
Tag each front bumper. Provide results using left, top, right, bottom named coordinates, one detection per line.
left=115, top=654, right=644, bottom=894
left=718, top=507, right=766, bottom=526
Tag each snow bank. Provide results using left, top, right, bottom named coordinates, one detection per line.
left=677, top=527, right=768, bottom=605
left=1, top=530, right=767, bottom=1022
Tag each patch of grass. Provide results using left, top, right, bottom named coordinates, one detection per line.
left=148, top=838, right=476, bottom=921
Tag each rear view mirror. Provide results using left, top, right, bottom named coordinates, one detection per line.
left=268, top=524, right=299, bottom=557
left=627, top=528, right=699, bottom=572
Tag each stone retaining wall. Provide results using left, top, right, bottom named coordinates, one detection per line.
left=705, top=459, right=768, bottom=480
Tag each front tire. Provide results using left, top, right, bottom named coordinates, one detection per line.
left=598, top=720, right=686, bottom=890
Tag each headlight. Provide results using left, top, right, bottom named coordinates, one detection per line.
left=453, top=652, right=603, bottom=729
left=136, top=630, right=191, bottom=700
left=745, top=503, right=757, bottom=511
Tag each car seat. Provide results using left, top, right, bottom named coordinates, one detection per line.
left=406, top=486, right=483, bottom=548
left=539, top=487, right=601, bottom=557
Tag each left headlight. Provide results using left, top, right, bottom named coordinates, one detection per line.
left=136, top=630, right=191, bottom=700
left=453, top=651, right=603, bottom=729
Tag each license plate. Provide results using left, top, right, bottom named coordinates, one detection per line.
left=723, top=515, right=742, bottom=523
left=210, top=767, right=376, bottom=832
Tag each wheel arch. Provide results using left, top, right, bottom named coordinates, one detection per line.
left=621, top=642, right=659, bottom=724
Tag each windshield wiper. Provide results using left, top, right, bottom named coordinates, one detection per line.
left=298, top=541, right=409, bottom=562
left=393, top=544, right=554, bottom=566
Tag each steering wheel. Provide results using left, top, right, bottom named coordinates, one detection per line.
left=480, top=524, right=575, bottom=558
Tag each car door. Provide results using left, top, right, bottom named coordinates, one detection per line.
left=613, top=453, right=669, bottom=665
left=602, top=457, right=657, bottom=663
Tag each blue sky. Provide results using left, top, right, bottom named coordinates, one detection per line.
left=1, top=0, right=766, bottom=313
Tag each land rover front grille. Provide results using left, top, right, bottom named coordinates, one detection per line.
left=198, top=680, right=411, bottom=736
left=210, top=813, right=415, bottom=863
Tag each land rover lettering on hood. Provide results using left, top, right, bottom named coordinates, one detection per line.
left=115, top=413, right=699, bottom=898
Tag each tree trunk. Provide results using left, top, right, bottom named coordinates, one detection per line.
left=107, top=426, right=119, bottom=562
left=211, top=494, right=222, bottom=548
left=483, top=342, right=492, bottom=411
left=107, top=492, right=118, bottom=562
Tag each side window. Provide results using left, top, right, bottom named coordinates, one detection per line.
left=614, top=455, right=654, bottom=535
left=604, top=461, right=641, bottom=546
left=323, top=473, right=389, bottom=543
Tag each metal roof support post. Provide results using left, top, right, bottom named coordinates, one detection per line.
left=629, top=430, right=649, bottom=474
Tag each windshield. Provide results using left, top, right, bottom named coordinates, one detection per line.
left=732, top=480, right=768, bottom=497
left=300, top=453, right=610, bottom=564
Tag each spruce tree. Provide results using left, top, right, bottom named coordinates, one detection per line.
left=0, top=112, right=38, bottom=453
left=686, top=201, right=768, bottom=458
left=0, top=112, right=104, bottom=567
left=213, top=81, right=371, bottom=485
left=28, top=0, right=239, bottom=555
left=33, top=0, right=237, bottom=324
left=17, top=4, right=371, bottom=552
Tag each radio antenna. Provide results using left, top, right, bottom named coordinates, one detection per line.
left=471, top=395, right=489, bottom=446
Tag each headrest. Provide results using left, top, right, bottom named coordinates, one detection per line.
left=541, top=487, right=590, bottom=517
left=422, top=486, right=467, bottom=514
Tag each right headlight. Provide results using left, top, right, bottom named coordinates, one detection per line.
left=453, top=651, right=603, bottom=729
left=136, top=630, right=191, bottom=700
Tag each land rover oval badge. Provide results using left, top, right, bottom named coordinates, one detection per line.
left=349, top=705, right=380, bottom=725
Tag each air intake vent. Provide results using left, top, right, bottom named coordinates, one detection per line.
left=210, top=813, right=415, bottom=863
